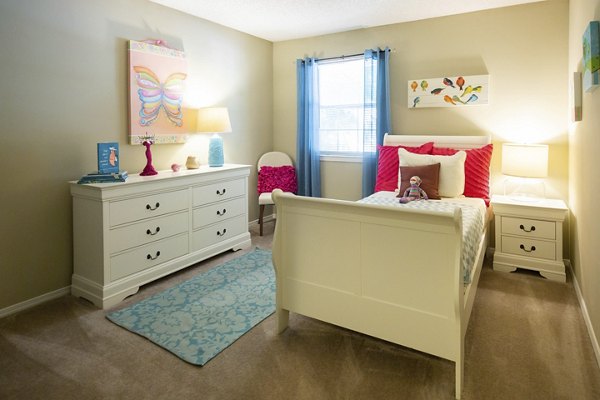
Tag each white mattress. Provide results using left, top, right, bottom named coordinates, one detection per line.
left=358, top=191, right=486, bottom=284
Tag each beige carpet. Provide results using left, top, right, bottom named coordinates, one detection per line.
left=1, top=224, right=599, bottom=399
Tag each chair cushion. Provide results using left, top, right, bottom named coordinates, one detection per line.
left=257, top=165, right=297, bottom=195
left=258, top=193, right=274, bottom=205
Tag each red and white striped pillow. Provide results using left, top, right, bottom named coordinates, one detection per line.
left=374, top=142, right=434, bottom=192
left=431, top=144, right=493, bottom=204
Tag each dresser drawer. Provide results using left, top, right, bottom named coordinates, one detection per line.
left=193, top=179, right=245, bottom=207
left=192, top=214, right=247, bottom=251
left=501, top=236, right=556, bottom=260
left=193, top=198, right=245, bottom=229
left=110, top=233, right=188, bottom=281
left=109, top=211, right=189, bottom=254
left=501, top=216, right=555, bottom=240
left=109, top=189, right=189, bottom=226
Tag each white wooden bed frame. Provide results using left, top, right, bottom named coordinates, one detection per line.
left=272, top=135, right=491, bottom=399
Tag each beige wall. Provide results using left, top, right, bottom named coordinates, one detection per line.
left=568, top=0, right=600, bottom=362
left=0, top=0, right=273, bottom=309
left=273, top=0, right=569, bottom=201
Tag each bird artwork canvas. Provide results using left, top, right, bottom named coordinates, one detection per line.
left=128, top=40, right=191, bottom=144
left=582, top=21, right=599, bottom=92
left=407, top=75, right=489, bottom=108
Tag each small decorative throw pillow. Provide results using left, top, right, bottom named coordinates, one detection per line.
left=374, top=142, right=434, bottom=192
left=397, top=163, right=441, bottom=200
left=432, top=144, right=493, bottom=204
left=398, top=148, right=466, bottom=198
left=257, top=165, right=297, bottom=194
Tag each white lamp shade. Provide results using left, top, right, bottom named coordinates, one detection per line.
left=502, top=143, right=548, bottom=178
left=196, top=107, right=232, bottom=133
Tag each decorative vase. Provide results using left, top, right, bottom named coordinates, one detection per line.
left=185, top=156, right=200, bottom=169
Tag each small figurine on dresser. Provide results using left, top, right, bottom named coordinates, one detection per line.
left=140, top=135, right=158, bottom=176
left=398, top=176, right=428, bottom=203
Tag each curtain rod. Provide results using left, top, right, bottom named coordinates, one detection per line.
left=297, top=48, right=395, bottom=63
left=318, top=52, right=364, bottom=62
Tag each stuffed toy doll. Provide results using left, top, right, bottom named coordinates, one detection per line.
left=399, top=176, right=428, bottom=204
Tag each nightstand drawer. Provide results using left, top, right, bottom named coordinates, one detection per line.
left=501, top=217, right=555, bottom=240
left=501, top=236, right=556, bottom=260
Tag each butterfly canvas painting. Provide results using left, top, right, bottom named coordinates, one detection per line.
left=128, top=40, right=191, bottom=144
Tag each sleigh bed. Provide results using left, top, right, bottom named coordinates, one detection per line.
left=271, top=135, right=492, bottom=399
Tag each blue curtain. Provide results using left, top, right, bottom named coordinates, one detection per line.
left=362, top=48, right=392, bottom=198
left=296, top=58, right=321, bottom=197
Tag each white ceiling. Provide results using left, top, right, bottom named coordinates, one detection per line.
left=150, top=0, right=544, bottom=42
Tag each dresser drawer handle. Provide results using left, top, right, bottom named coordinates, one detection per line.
left=217, top=228, right=227, bottom=237
left=146, top=227, right=161, bottom=236
left=146, top=202, right=160, bottom=211
left=216, top=189, right=227, bottom=196
left=519, top=244, right=536, bottom=253
left=146, top=251, right=161, bottom=260
left=519, top=224, right=536, bottom=233
left=216, top=209, right=227, bottom=216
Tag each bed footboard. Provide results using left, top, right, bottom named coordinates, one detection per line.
left=272, top=190, right=469, bottom=398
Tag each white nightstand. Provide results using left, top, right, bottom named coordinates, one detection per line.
left=491, top=195, right=568, bottom=282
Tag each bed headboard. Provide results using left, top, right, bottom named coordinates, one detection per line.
left=383, top=134, right=491, bottom=150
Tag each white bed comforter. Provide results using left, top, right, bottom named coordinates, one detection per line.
left=358, top=192, right=486, bottom=284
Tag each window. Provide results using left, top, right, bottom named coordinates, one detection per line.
left=318, top=56, right=376, bottom=157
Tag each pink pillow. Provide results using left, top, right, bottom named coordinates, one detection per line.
left=431, top=144, right=493, bottom=204
left=257, top=165, right=297, bottom=194
left=374, top=142, right=434, bottom=192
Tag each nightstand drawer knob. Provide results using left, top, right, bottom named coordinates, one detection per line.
left=519, top=224, right=536, bottom=233
left=519, top=244, right=536, bottom=253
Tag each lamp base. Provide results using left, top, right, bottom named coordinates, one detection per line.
left=208, top=134, right=224, bottom=167
left=503, top=177, right=545, bottom=201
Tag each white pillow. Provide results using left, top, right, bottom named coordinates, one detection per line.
left=397, top=148, right=467, bottom=197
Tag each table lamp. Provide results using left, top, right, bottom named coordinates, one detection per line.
left=196, top=107, right=232, bottom=167
left=502, top=143, right=548, bottom=200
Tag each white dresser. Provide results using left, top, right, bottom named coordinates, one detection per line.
left=491, top=195, right=568, bottom=282
left=70, top=164, right=252, bottom=308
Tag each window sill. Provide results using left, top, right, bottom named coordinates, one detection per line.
left=320, top=155, right=363, bottom=163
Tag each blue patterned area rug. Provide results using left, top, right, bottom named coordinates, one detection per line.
left=106, top=248, right=275, bottom=365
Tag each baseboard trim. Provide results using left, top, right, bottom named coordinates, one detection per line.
left=567, top=260, right=600, bottom=369
left=1, top=219, right=272, bottom=318
left=0, top=286, right=71, bottom=319
left=249, top=213, right=276, bottom=228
